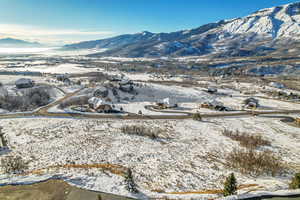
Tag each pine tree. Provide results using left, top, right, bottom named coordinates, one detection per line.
left=223, top=173, right=238, bottom=196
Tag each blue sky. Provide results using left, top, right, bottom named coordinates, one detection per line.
left=0, top=0, right=299, bottom=44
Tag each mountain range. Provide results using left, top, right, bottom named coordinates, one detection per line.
left=0, top=38, right=42, bottom=48
left=64, top=2, right=300, bottom=58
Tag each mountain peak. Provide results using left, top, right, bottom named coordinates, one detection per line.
left=140, top=31, right=153, bottom=35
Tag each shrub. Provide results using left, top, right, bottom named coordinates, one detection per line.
left=222, top=129, right=270, bottom=149
left=59, top=95, right=89, bottom=109
left=226, top=148, right=284, bottom=177
left=24, top=87, right=51, bottom=107
left=223, top=173, right=237, bottom=196
left=121, top=125, right=162, bottom=139
left=1, top=155, right=28, bottom=174
left=289, top=173, right=300, bottom=189
left=0, top=86, right=52, bottom=111
left=192, top=113, right=202, bottom=121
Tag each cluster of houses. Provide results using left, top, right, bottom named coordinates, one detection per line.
left=85, top=78, right=135, bottom=113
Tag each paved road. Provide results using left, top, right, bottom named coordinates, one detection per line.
left=0, top=89, right=300, bottom=121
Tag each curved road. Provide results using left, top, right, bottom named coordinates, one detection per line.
left=0, top=89, right=300, bottom=121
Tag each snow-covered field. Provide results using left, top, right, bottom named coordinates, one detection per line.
left=0, top=51, right=300, bottom=199
left=0, top=115, right=299, bottom=199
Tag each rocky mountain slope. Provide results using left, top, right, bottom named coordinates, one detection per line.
left=64, top=2, right=300, bottom=58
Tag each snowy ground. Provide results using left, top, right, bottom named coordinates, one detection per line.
left=0, top=52, right=300, bottom=199
left=0, top=114, right=299, bottom=199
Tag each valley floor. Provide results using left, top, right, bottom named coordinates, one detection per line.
left=0, top=51, right=300, bottom=199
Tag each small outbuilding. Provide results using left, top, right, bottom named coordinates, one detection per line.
left=15, top=78, right=35, bottom=89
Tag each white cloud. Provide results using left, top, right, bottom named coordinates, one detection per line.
left=0, top=24, right=115, bottom=45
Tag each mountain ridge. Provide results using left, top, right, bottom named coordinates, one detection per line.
left=0, top=38, right=43, bottom=48
left=63, top=1, right=300, bottom=58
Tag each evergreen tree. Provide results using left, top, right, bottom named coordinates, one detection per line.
left=290, top=173, right=300, bottom=189
left=223, top=173, right=238, bottom=196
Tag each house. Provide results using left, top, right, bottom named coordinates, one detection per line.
left=63, top=78, right=71, bottom=86
left=200, top=100, right=229, bottom=111
left=156, top=98, right=177, bottom=109
left=244, top=97, right=259, bottom=109
left=15, top=78, right=35, bottom=89
left=269, top=82, right=285, bottom=89
left=119, top=79, right=133, bottom=86
left=93, top=86, right=109, bottom=98
left=207, top=88, right=218, bottom=94
left=119, top=79, right=134, bottom=92
left=56, top=74, right=70, bottom=82
left=88, top=97, right=113, bottom=113
left=120, top=84, right=134, bottom=92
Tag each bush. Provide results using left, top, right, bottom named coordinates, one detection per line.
left=1, top=155, right=28, bottom=174
left=289, top=173, right=300, bottom=189
left=59, top=95, right=89, bottom=109
left=121, top=125, right=162, bottom=139
left=24, top=87, right=51, bottom=107
left=0, top=86, right=52, bottom=111
left=223, top=173, right=237, bottom=196
left=222, top=129, right=270, bottom=149
left=192, top=113, right=202, bottom=121
left=226, top=148, right=284, bottom=177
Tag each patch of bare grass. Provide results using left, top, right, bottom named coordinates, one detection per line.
left=121, top=125, right=165, bottom=139
left=1, top=155, right=28, bottom=174
left=222, top=129, right=271, bottom=149
left=59, top=95, right=89, bottom=109
left=226, top=148, right=284, bottom=177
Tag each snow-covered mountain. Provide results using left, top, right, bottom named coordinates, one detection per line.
left=0, top=38, right=42, bottom=48
left=64, top=2, right=300, bottom=58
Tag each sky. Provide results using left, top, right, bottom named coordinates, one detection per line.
left=0, top=0, right=299, bottom=45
